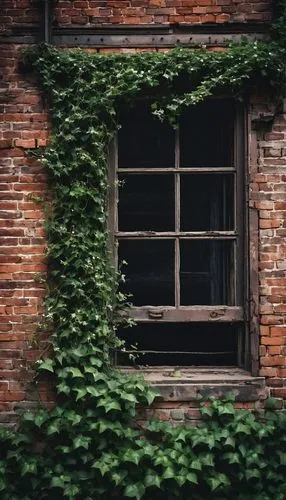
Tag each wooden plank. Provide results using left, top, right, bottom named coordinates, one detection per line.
left=107, top=138, right=117, bottom=258
left=175, top=129, right=180, bottom=307
left=120, top=306, right=243, bottom=322
left=153, top=381, right=266, bottom=402
left=117, top=167, right=236, bottom=173
left=116, top=231, right=237, bottom=238
left=249, top=123, right=260, bottom=376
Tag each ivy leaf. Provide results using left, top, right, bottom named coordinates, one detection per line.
left=175, top=475, right=186, bottom=487
left=97, top=399, right=121, bottom=412
left=124, top=450, right=141, bottom=465
left=225, top=436, right=235, bottom=447
left=86, top=386, right=100, bottom=397
left=175, top=431, right=186, bottom=442
left=223, top=452, right=240, bottom=464
left=144, top=472, right=161, bottom=489
left=205, top=435, right=215, bottom=449
left=277, top=451, right=286, bottom=465
left=245, top=469, right=261, bottom=480
left=73, top=435, right=91, bottom=450
left=145, top=391, right=156, bottom=405
left=75, top=388, right=87, bottom=401
left=68, top=367, right=84, bottom=378
left=21, top=460, right=38, bottom=476
left=64, top=485, right=80, bottom=497
left=38, top=359, right=54, bottom=373
left=111, top=471, right=127, bottom=486
left=121, top=392, right=138, bottom=403
left=34, top=412, right=48, bottom=428
left=88, top=356, right=103, bottom=368
left=92, top=461, right=110, bottom=476
left=56, top=382, right=70, bottom=395
left=162, top=466, right=175, bottom=479
left=124, top=483, right=145, bottom=499
left=51, top=476, right=67, bottom=489
left=200, top=406, right=214, bottom=417
left=218, top=403, right=235, bottom=415
left=84, top=366, right=98, bottom=374
left=236, top=423, right=251, bottom=435
left=209, top=473, right=230, bottom=491
left=66, top=412, right=82, bottom=426
left=177, top=455, right=188, bottom=467
left=186, top=472, right=198, bottom=484
left=190, top=459, right=202, bottom=471
left=46, top=422, right=60, bottom=435
left=201, top=454, right=214, bottom=467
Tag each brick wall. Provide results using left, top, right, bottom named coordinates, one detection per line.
left=1, top=0, right=272, bottom=29
left=249, top=99, right=286, bottom=404
left=0, top=44, right=54, bottom=426
left=1, top=0, right=39, bottom=29
left=0, top=1, right=285, bottom=425
left=54, top=0, right=272, bottom=26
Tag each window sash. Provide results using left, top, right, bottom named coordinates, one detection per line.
left=109, top=102, right=245, bottom=321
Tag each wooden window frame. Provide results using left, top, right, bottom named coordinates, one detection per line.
left=109, top=100, right=250, bottom=370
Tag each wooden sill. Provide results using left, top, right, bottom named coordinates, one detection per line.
left=120, top=367, right=267, bottom=402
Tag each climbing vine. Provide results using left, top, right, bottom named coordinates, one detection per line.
left=0, top=4, right=286, bottom=498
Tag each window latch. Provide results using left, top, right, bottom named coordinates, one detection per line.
left=148, top=310, right=164, bottom=320
left=210, top=309, right=226, bottom=319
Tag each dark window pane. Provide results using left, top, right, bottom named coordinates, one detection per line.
left=118, top=174, right=174, bottom=231
left=180, top=174, right=234, bottom=231
left=117, top=323, right=238, bottom=366
left=180, top=100, right=234, bottom=168
left=180, top=240, right=234, bottom=305
left=119, top=239, right=175, bottom=305
left=118, top=102, right=175, bottom=168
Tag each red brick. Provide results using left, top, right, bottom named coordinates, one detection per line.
left=261, top=356, right=286, bottom=367
left=261, top=336, right=285, bottom=346
left=270, top=388, right=286, bottom=398
left=270, top=327, right=286, bottom=336
left=14, top=139, right=36, bottom=148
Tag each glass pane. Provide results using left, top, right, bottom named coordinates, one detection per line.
left=119, top=239, right=175, bottom=305
left=117, top=323, right=238, bottom=366
left=180, top=100, right=234, bottom=168
left=180, top=174, right=234, bottom=231
left=180, top=240, right=234, bottom=305
left=118, top=174, right=174, bottom=232
left=118, top=102, right=175, bottom=168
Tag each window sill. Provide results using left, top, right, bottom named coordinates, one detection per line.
left=121, top=367, right=267, bottom=402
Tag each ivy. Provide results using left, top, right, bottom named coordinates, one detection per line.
left=1, top=4, right=286, bottom=498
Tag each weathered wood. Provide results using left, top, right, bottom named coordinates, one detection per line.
left=248, top=122, right=260, bottom=376
left=122, top=306, right=243, bottom=322
left=155, top=381, right=266, bottom=402
left=121, top=368, right=267, bottom=401
left=116, top=231, right=237, bottom=238
left=117, top=167, right=236, bottom=173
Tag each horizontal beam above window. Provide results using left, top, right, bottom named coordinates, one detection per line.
left=116, top=231, right=237, bottom=239
left=117, top=168, right=236, bottom=173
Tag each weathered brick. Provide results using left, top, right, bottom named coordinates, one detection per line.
left=0, top=1, right=284, bottom=426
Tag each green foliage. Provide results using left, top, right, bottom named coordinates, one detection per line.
left=0, top=400, right=285, bottom=499
left=1, top=6, right=286, bottom=498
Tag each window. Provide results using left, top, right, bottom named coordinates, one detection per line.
left=110, top=99, right=248, bottom=369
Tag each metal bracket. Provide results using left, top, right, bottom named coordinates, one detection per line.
left=52, top=31, right=266, bottom=48
left=0, top=23, right=268, bottom=47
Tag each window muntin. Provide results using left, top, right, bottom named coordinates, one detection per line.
left=112, top=99, right=246, bottom=367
